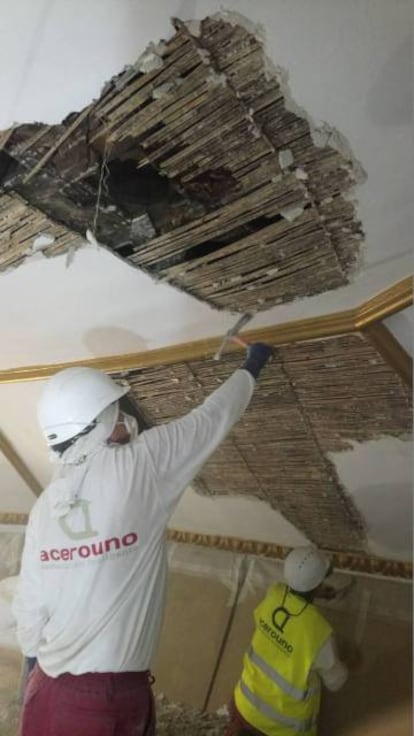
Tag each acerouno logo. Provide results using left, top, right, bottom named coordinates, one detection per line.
left=40, top=532, right=138, bottom=562
left=260, top=618, right=294, bottom=654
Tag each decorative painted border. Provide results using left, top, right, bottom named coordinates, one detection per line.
left=0, top=277, right=411, bottom=384
left=167, top=530, right=412, bottom=579
left=0, top=513, right=410, bottom=578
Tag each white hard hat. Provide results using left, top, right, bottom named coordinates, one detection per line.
left=284, top=546, right=331, bottom=592
left=38, top=367, right=130, bottom=445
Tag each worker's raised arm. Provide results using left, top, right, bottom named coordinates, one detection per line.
left=142, top=343, right=272, bottom=516
left=12, top=506, right=49, bottom=658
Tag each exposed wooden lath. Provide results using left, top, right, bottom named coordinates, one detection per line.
left=118, top=333, right=411, bottom=553
left=0, top=192, right=80, bottom=270
left=0, top=14, right=364, bottom=311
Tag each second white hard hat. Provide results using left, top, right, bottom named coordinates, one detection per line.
left=284, top=546, right=331, bottom=592
left=38, top=367, right=130, bottom=445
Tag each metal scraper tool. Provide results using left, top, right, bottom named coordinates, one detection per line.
left=214, top=313, right=252, bottom=360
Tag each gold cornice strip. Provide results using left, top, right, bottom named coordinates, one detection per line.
left=0, top=431, right=42, bottom=497
left=0, top=277, right=411, bottom=384
left=0, top=513, right=410, bottom=578
left=355, top=276, right=413, bottom=328
left=0, top=308, right=357, bottom=384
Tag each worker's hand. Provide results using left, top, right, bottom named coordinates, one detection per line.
left=242, top=343, right=273, bottom=379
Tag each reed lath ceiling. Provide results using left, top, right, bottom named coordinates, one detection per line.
left=119, top=333, right=411, bottom=553
left=0, top=15, right=363, bottom=311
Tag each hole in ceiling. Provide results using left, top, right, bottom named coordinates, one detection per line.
left=0, top=13, right=365, bottom=311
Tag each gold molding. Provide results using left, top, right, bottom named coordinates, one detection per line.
left=0, top=431, right=42, bottom=497
left=0, top=514, right=410, bottom=578
left=355, top=276, right=413, bottom=327
left=0, top=277, right=411, bottom=384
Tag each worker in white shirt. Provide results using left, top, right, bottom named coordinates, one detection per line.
left=227, top=546, right=350, bottom=736
left=13, top=342, right=272, bottom=736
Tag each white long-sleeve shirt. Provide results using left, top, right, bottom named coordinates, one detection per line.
left=313, top=636, right=348, bottom=691
left=13, top=369, right=255, bottom=677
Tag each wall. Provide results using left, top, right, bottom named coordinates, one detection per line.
left=0, top=537, right=411, bottom=734
left=153, top=544, right=412, bottom=734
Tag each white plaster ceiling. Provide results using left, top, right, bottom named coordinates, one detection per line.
left=0, top=0, right=412, bottom=367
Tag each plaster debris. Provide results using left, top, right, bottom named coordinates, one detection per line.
left=183, top=19, right=202, bottom=37
left=152, top=81, right=176, bottom=99
left=278, top=148, right=294, bottom=169
left=31, top=233, right=55, bottom=252
left=155, top=695, right=227, bottom=735
left=136, top=42, right=165, bottom=73
left=295, top=167, right=308, bottom=180
left=280, top=203, right=305, bottom=222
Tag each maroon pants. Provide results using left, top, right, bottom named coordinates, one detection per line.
left=19, top=665, right=155, bottom=736
left=224, top=699, right=265, bottom=736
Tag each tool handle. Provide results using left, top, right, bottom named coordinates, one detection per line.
left=231, top=335, right=248, bottom=349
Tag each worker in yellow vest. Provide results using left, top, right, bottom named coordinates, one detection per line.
left=227, top=546, right=349, bottom=736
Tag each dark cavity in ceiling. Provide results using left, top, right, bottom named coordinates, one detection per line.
left=120, top=333, right=411, bottom=553
left=0, top=14, right=364, bottom=311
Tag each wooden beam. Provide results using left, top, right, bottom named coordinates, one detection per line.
left=363, top=322, right=412, bottom=388
left=0, top=431, right=42, bottom=497
left=0, top=277, right=412, bottom=385
left=22, top=105, right=94, bottom=184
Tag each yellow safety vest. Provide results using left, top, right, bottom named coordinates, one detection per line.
left=234, top=584, right=332, bottom=736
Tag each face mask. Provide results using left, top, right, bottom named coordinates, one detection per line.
left=107, top=412, right=139, bottom=446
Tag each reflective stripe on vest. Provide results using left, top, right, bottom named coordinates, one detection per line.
left=239, top=679, right=318, bottom=733
left=246, top=645, right=319, bottom=702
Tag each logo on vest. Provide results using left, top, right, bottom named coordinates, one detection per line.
left=58, top=499, right=98, bottom=541
left=260, top=613, right=294, bottom=655
left=272, top=605, right=291, bottom=633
